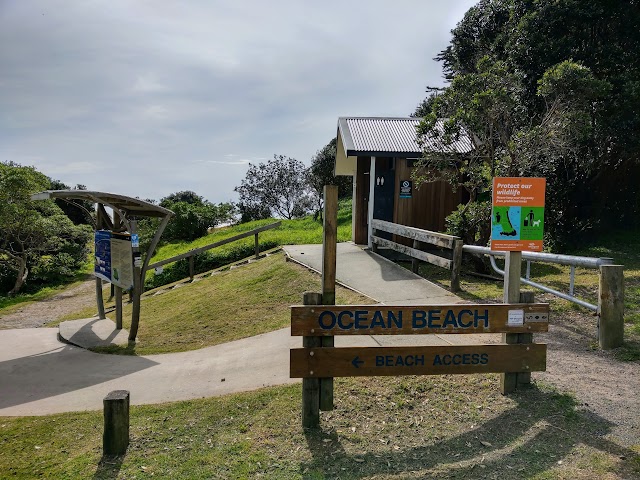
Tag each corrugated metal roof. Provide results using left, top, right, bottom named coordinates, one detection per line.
left=338, top=117, right=473, bottom=157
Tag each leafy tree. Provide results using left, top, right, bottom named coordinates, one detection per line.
left=234, top=155, right=314, bottom=221
left=307, top=138, right=352, bottom=217
left=415, top=57, right=525, bottom=204
left=159, top=190, right=204, bottom=207
left=156, top=191, right=236, bottom=242
left=0, top=162, right=92, bottom=295
left=416, top=0, right=640, bottom=247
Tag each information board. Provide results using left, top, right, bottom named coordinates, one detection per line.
left=491, top=177, right=546, bottom=252
left=94, top=230, right=134, bottom=289
left=94, top=230, right=112, bottom=283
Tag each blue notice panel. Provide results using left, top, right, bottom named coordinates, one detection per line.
left=94, top=230, right=112, bottom=282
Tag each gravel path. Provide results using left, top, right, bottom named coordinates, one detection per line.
left=538, top=315, right=640, bottom=447
left=0, top=279, right=97, bottom=329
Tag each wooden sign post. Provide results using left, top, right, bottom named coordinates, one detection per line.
left=291, top=302, right=549, bottom=427
left=319, top=186, right=338, bottom=412
left=491, top=177, right=547, bottom=393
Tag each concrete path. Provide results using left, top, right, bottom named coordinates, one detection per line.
left=0, top=244, right=494, bottom=416
left=284, top=243, right=461, bottom=305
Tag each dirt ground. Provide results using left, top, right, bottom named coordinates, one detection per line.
left=0, top=281, right=637, bottom=448
left=0, top=279, right=97, bottom=329
left=537, top=306, right=639, bottom=448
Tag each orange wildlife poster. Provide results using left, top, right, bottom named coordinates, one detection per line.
left=491, top=177, right=546, bottom=252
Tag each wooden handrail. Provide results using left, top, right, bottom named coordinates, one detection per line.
left=369, top=220, right=463, bottom=292
left=147, top=221, right=281, bottom=270
left=371, top=219, right=457, bottom=249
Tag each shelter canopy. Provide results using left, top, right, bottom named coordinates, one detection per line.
left=31, top=190, right=172, bottom=218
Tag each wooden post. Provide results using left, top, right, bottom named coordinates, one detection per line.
left=599, top=265, right=624, bottom=349
left=371, top=228, right=378, bottom=253
left=115, top=286, right=123, bottom=329
left=320, top=186, right=337, bottom=412
left=128, top=220, right=142, bottom=342
left=501, top=251, right=522, bottom=395
left=516, top=290, right=534, bottom=387
left=189, top=255, right=195, bottom=281
left=302, top=292, right=323, bottom=428
left=450, top=239, right=463, bottom=292
left=254, top=233, right=260, bottom=259
left=411, top=240, right=420, bottom=274
left=322, top=186, right=338, bottom=307
left=95, top=204, right=107, bottom=320
left=96, top=280, right=107, bottom=320
left=103, top=390, right=130, bottom=455
left=503, top=251, right=522, bottom=303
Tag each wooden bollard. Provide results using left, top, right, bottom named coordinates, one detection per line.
left=599, top=265, right=624, bottom=349
left=302, top=292, right=322, bottom=428
left=103, top=390, right=130, bottom=455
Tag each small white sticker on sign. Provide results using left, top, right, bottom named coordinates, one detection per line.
left=508, top=309, right=524, bottom=326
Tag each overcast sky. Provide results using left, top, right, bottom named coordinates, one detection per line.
left=1, top=1, right=477, bottom=204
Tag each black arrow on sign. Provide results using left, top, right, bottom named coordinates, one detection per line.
left=352, top=356, right=364, bottom=368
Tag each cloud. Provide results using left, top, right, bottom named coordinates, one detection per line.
left=0, top=0, right=478, bottom=203
left=205, top=159, right=250, bottom=165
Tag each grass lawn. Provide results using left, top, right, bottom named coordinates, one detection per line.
left=60, top=253, right=369, bottom=355
left=149, top=199, right=354, bottom=266
left=1, top=376, right=638, bottom=479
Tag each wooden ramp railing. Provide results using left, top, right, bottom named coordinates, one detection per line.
left=370, top=219, right=463, bottom=292
left=146, top=221, right=281, bottom=282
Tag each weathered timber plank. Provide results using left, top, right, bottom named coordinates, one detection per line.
left=147, top=221, right=281, bottom=269
left=371, top=219, right=457, bottom=249
left=290, top=303, right=550, bottom=336
left=290, top=344, right=547, bottom=378
left=372, top=236, right=452, bottom=269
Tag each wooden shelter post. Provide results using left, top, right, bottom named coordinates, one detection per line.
left=95, top=204, right=107, bottom=320
left=128, top=220, right=142, bottom=342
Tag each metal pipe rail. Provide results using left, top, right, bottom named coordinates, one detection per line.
left=462, top=245, right=614, bottom=311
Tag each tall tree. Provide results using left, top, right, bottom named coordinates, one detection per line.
left=416, top=0, right=640, bottom=246
left=0, top=162, right=91, bottom=295
left=235, top=155, right=314, bottom=221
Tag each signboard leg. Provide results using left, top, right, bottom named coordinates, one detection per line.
left=96, top=279, right=106, bottom=320
left=320, top=186, right=337, bottom=412
left=302, top=292, right=323, bottom=428
left=516, top=291, right=534, bottom=387
left=501, top=251, right=522, bottom=395
left=115, top=286, right=123, bottom=329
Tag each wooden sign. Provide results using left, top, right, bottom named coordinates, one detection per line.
left=291, top=303, right=549, bottom=336
left=290, top=344, right=547, bottom=378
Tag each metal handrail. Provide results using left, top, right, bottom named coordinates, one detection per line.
left=462, top=245, right=614, bottom=312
